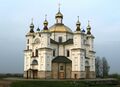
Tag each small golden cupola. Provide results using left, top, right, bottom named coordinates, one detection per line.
left=43, top=15, right=48, bottom=30
left=29, top=18, right=34, bottom=33
left=76, top=16, right=81, bottom=31
left=86, top=20, right=91, bottom=34
left=55, top=3, right=63, bottom=24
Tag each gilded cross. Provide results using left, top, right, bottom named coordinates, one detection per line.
left=31, top=18, right=33, bottom=24
left=77, top=16, right=79, bottom=21
left=58, top=3, right=61, bottom=12
left=45, top=14, right=47, bottom=20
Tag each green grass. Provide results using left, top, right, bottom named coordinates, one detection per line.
left=10, top=81, right=115, bottom=87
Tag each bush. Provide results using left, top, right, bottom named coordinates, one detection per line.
left=108, top=73, right=120, bottom=79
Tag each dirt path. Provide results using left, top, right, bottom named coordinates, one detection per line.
left=0, top=80, right=12, bottom=87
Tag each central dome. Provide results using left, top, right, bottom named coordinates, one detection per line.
left=49, top=24, right=73, bottom=33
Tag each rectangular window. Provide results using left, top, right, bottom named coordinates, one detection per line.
left=27, top=39, right=29, bottom=44
left=84, top=50, right=86, bottom=57
left=59, top=37, right=62, bottom=43
left=27, top=46, right=29, bottom=50
left=83, top=39, right=86, bottom=45
left=60, top=66, right=63, bottom=70
left=32, top=52, right=34, bottom=57
left=53, top=50, right=55, bottom=56
left=35, top=49, right=38, bottom=57
left=67, top=50, right=70, bottom=57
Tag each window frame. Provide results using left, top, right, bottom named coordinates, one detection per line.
left=53, top=49, right=56, bottom=57
left=67, top=50, right=70, bottom=57
left=60, top=66, right=64, bottom=70
left=35, top=49, right=38, bottom=57
left=27, top=39, right=29, bottom=44
left=59, top=37, right=62, bottom=43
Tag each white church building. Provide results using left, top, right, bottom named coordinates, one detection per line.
left=24, top=8, right=96, bottom=79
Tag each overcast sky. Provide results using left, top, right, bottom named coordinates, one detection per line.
left=0, top=0, right=120, bottom=74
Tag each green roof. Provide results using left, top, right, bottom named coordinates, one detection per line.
left=52, top=56, right=72, bottom=63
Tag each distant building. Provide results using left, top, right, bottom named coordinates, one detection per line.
left=24, top=7, right=96, bottom=79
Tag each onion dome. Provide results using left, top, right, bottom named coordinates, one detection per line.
left=43, top=15, right=48, bottom=30
left=37, top=27, right=40, bottom=31
left=29, top=18, right=34, bottom=33
left=43, top=19, right=48, bottom=26
left=55, top=11, right=63, bottom=19
left=76, top=17, right=81, bottom=26
left=76, top=16, right=81, bottom=31
left=30, top=23, right=34, bottom=29
left=87, top=20, right=91, bottom=34
left=82, top=29, right=85, bottom=33
left=55, top=3, right=63, bottom=19
left=76, top=20, right=81, bottom=25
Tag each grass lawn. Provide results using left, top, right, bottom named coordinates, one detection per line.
left=10, top=81, right=115, bottom=87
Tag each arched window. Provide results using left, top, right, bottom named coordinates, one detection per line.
left=85, top=61, right=89, bottom=66
left=32, top=60, right=38, bottom=65
left=34, top=38, right=40, bottom=44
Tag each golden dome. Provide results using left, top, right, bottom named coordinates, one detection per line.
left=76, top=20, right=81, bottom=25
left=55, top=11, right=63, bottom=18
left=43, top=19, right=48, bottom=25
left=49, top=24, right=73, bottom=33
left=44, top=19, right=48, bottom=23
left=86, top=20, right=91, bottom=29
left=87, top=24, right=91, bottom=29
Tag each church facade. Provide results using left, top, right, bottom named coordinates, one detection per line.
left=24, top=9, right=96, bottom=79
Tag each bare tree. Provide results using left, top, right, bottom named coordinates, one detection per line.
left=95, top=56, right=103, bottom=78
left=102, top=57, right=110, bottom=78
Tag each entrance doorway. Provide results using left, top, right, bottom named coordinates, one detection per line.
left=74, top=74, right=77, bottom=79
left=59, top=72, right=64, bottom=79
left=33, top=70, right=38, bottom=79
left=85, top=61, right=90, bottom=79
left=52, top=56, right=72, bottom=79
left=85, top=66, right=90, bottom=78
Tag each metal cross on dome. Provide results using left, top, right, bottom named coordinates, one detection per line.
left=58, top=3, right=61, bottom=12
left=31, top=18, right=33, bottom=24
left=88, top=20, right=90, bottom=25
left=45, top=14, right=47, bottom=20
left=77, top=16, right=79, bottom=21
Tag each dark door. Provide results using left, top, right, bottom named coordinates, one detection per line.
left=74, top=74, right=77, bottom=79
